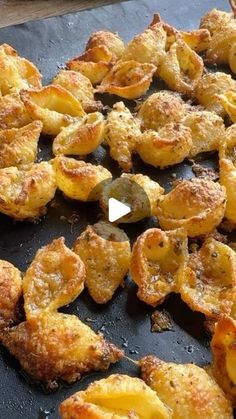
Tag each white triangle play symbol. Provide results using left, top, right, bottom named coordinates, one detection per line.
left=108, top=198, right=131, bottom=222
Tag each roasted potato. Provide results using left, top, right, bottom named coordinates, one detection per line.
left=137, top=90, right=186, bottom=131
left=0, top=260, right=22, bottom=331
left=1, top=312, right=123, bottom=385
left=179, top=238, right=236, bottom=320
left=200, top=8, right=233, bottom=35
left=0, top=93, right=31, bottom=129
left=20, top=85, right=85, bottom=136
left=130, top=228, right=187, bottom=306
left=53, top=112, right=104, bottom=156
left=195, top=72, right=236, bottom=117
left=140, top=355, right=233, bottom=419
left=73, top=221, right=131, bottom=304
left=182, top=109, right=225, bottom=157
left=97, top=60, right=156, bottom=99
left=155, top=178, right=226, bottom=237
left=105, top=101, right=141, bottom=172
left=52, top=70, right=102, bottom=113
left=23, top=237, right=85, bottom=320
left=211, top=316, right=236, bottom=406
left=137, top=123, right=192, bottom=168
left=157, top=39, right=203, bottom=96
left=59, top=374, right=171, bottom=419
left=0, top=161, right=56, bottom=220
left=0, top=120, right=42, bottom=168
left=86, top=30, right=125, bottom=59
left=66, top=45, right=114, bottom=85
left=100, top=173, right=164, bottom=223
left=53, top=156, right=112, bottom=201
left=0, top=43, right=42, bottom=95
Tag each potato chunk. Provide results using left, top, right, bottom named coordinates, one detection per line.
left=73, top=222, right=131, bottom=304
left=0, top=161, right=57, bottom=220
left=211, top=316, right=236, bottom=405
left=86, top=30, right=125, bottom=59
left=179, top=238, right=236, bottom=320
left=105, top=101, right=141, bottom=172
left=0, top=93, right=31, bottom=129
left=23, top=237, right=85, bottom=320
left=140, top=355, right=233, bottom=419
left=130, top=228, right=187, bottom=306
left=53, top=112, right=104, bottom=156
left=0, top=120, right=42, bottom=168
left=156, top=178, right=226, bottom=237
left=59, top=374, right=171, bottom=419
left=1, top=312, right=123, bottom=385
left=0, top=260, right=22, bottom=330
left=53, top=156, right=111, bottom=201
left=20, top=85, right=85, bottom=135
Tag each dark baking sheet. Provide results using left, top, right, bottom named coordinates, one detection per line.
left=0, top=0, right=232, bottom=418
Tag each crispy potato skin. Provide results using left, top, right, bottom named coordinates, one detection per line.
left=137, top=91, right=186, bottom=131
left=53, top=156, right=112, bottom=201
left=97, top=60, right=156, bottom=99
left=73, top=222, right=131, bottom=304
left=140, top=355, right=233, bottom=419
left=220, top=124, right=236, bottom=224
left=20, top=85, right=85, bottom=136
left=130, top=228, right=188, bottom=306
left=0, top=161, right=57, bottom=220
left=156, top=178, right=226, bottom=237
left=86, top=31, right=125, bottom=59
left=59, top=374, right=171, bottom=419
left=23, top=237, right=85, bottom=320
left=105, top=101, right=141, bottom=172
left=0, top=260, right=22, bottom=331
left=53, top=112, right=104, bottom=156
left=211, top=317, right=236, bottom=405
left=0, top=93, right=31, bottom=129
left=137, top=123, right=192, bottom=168
left=1, top=312, right=123, bottom=385
left=179, top=238, right=236, bottom=320
left=0, top=43, right=42, bottom=95
left=0, top=120, right=42, bottom=168
left=195, top=72, right=236, bottom=116
left=182, top=109, right=225, bottom=157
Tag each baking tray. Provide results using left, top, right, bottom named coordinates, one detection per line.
left=0, top=0, right=232, bottom=418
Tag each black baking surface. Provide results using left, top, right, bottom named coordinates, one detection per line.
left=0, top=0, right=233, bottom=418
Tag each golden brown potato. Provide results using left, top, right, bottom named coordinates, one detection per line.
left=0, top=43, right=42, bottom=95
left=130, top=228, right=187, bottom=306
left=59, top=374, right=171, bottom=419
left=195, top=72, right=236, bottom=117
left=155, top=178, right=226, bottom=237
left=200, top=8, right=232, bottom=35
left=86, top=30, right=125, bottom=60
left=218, top=91, right=236, bottom=123
left=0, top=120, right=42, bottom=168
left=206, top=21, right=236, bottom=66
left=0, top=93, right=31, bottom=129
left=211, top=316, right=236, bottom=406
left=182, top=109, right=225, bottom=157
left=52, top=70, right=102, bottom=113
left=137, top=123, right=192, bottom=168
left=179, top=238, right=236, bottom=320
left=97, top=60, right=156, bottom=99
left=0, top=260, right=22, bottom=330
left=0, top=161, right=57, bottom=220
left=100, top=173, right=164, bottom=223
left=140, top=355, right=233, bottom=419
left=20, top=85, right=85, bottom=136
left=157, top=39, right=203, bottom=96
left=53, top=112, right=104, bottom=156
left=66, top=45, right=114, bottom=85
left=105, top=101, right=141, bottom=172
left=73, top=222, right=131, bottom=304
left=1, top=312, right=123, bottom=385
left=23, top=237, right=85, bottom=320
left=137, top=90, right=186, bottom=131
left=53, top=156, right=112, bottom=201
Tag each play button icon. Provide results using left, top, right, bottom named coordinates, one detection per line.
left=108, top=198, right=131, bottom=223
